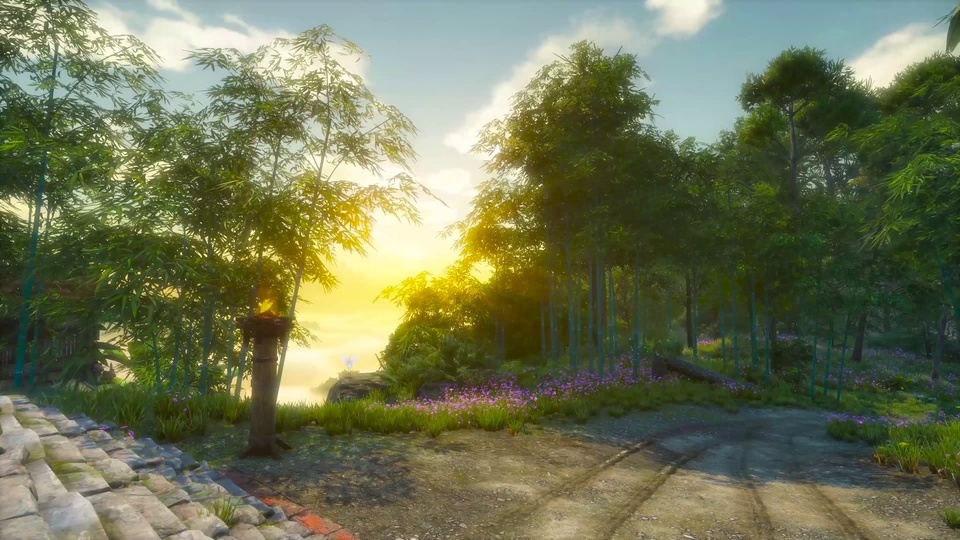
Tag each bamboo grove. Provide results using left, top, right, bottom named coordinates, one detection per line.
left=1, top=1, right=431, bottom=394
left=377, top=40, right=960, bottom=397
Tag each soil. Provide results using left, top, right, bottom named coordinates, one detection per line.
left=179, top=405, right=960, bottom=540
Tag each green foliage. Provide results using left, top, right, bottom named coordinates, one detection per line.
left=942, top=507, right=960, bottom=529
left=210, top=497, right=240, bottom=528
left=770, top=339, right=813, bottom=382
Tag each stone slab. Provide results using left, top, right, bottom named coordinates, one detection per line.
left=54, top=462, right=111, bottom=496
left=0, top=484, right=38, bottom=521
left=17, top=417, right=59, bottom=437
left=0, top=412, right=22, bottom=433
left=115, top=484, right=188, bottom=537
left=42, top=435, right=86, bottom=464
left=92, top=458, right=138, bottom=488
left=26, top=458, right=68, bottom=503
left=87, top=491, right=162, bottom=540
left=0, top=395, right=13, bottom=414
left=0, top=428, right=44, bottom=461
left=38, top=491, right=109, bottom=540
left=0, top=513, right=58, bottom=540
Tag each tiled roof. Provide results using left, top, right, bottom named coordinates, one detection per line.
left=0, top=394, right=353, bottom=540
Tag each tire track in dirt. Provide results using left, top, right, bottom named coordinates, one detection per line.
left=787, top=434, right=875, bottom=540
left=593, top=424, right=763, bottom=540
left=477, top=420, right=744, bottom=533
left=740, top=433, right=774, bottom=540
left=471, top=421, right=766, bottom=540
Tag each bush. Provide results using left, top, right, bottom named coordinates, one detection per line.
left=771, top=339, right=813, bottom=383
left=652, top=338, right=685, bottom=357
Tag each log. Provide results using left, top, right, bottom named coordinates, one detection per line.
left=654, top=354, right=738, bottom=386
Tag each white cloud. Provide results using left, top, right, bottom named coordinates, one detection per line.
left=850, top=23, right=944, bottom=89
left=644, top=0, right=723, bottom=38
left=92, top=1, right=368, bottom=80
left=443, top=5, right=721, bottom=157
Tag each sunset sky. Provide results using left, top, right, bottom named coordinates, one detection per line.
left=63, top=0, right=953, bottom=401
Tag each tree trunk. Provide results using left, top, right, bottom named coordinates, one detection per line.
left=934, top=304, right=948, bottom=381
left=850, top=310, right=868, bottom=363
left=750, top=270, right=758, bottom=370
left=565, top=233, right=577, bottom=369
left=540, top=302, right=546, bottom=360
left=719, top=279, right=726, bottom=365
left=587, top=258, right=595, bottom=372
left=632, top=255, right=641, bottom=379
left=730, top=270, right=739, bottom=377
left=882, top=305, right=891, bottom=334
left=685, top=272, right=694, bottom=349
left=691, top=268, right=699, bottom=359
left=241, top=334, right=282, bottom=459
left=787, top=101, right=800, bottom=214
left=597, top=254, right=606, bottom=376
left=922, top=321, right=932, bottom=360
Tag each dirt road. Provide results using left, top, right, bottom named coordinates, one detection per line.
left=207, top=406, right=960, bottom=540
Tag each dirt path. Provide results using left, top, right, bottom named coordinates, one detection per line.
left=186, top=406, right=960, bottom=540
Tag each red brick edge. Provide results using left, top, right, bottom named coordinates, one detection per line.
left=220, top=468, right=359, bottom=540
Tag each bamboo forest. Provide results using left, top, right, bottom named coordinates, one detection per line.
left=1, top=1, right=960, bottom=539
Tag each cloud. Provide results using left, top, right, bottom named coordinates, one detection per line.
left=644, top=0, right=723, bottom=38
left=444, top=5, right=721, bottom=157
left=849, top=23, right=944, bottom=89
left=92, top=0, right=368, bottom=80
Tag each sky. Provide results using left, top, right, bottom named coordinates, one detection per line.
left=80, top=0, right=950, bottom=402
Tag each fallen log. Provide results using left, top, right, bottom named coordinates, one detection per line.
left=652, top=354, right=738, bottom=386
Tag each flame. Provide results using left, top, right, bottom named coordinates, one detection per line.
left=256, top=283, right=280, bottom=318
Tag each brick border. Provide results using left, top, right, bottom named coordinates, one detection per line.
left=220, top=468, right=359, bottom=540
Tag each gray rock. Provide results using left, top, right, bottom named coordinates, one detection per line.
left=230, top=523, right=267, bottom=540
left=92, top=458, right=138, bottom=487
left=189, top=515, right=231, bottom=538
left=0, top=484, right=38, bottom=520
left=215, top=478, right=248, bottom=498
left=115, top=484, right=188, bottom=537
left=38, top=491, right=109, bottom=540
left=415, top=381, right=458, bottom=402
left=232, top=504, right=265, bottom=526
left=0, top=412, right=22, bottom=432
left=106, top=447, right=147, bottom=470
left=87, top=491, right=162, bottom=540
left=0, top=471, right=36, bottom=499
left=156, top=486, right=191, bottom=508
left=84, top=429, right=114, bottom=444
left=73, top=416, right=100, bottom=432
left=50, top=417, right=84, bottom=438
left=26, top=458, right=68, bottom=503
left=241, top=496, right=273, bottom=516
left=278, top=520, right=313, bottom=538
left=53, top=462, right=111, bottom=496
left=0, top=458, right=26, bottom=478
left=0, top=395, right=12, bottom=414
left=0, top=513, right=58, bottom=540
left=165, top=531, right=216, bottom=540
left=266, top=506, right=286, bottom=522
left=78, top=445, right=111, bottom=463
left=1, top=442, right=27, bottom=465
left=139, top=471, right=176, bottom=493
left=42, top=435, right=86, bottom=464
left=17, top=417, right=59, bottom=437
left=326, top=372, right=390, bottom=403
left=0, top=428, right=44, bottom=461
left=257, top=524, right=303, bottom=540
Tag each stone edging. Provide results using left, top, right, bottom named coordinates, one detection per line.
left=0, top=394, right=360, bottom=540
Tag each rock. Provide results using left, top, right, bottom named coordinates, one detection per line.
left=657, top=354, right=738, bottom=385
left=0, top=471, right=36, bottom=499
left=1, top=442, right=27, bottom=465
left=87, top=491, right=162, bottom=540
left=232, top=504, right=265, bottom=526
left=0, top=514, right=58, bottom=540
left=115, top=484, right=188, bottom=537
left=279, top=520, right=314, bottom=537
left=53, top=462, right=111, bottom=496
left=42, top=435, right=86, bottom=464
left=38, top=492, right=109, bottom=540
left=0, top=428, right=44, bottom=461
left=105, top=447, right=147, bottom=470
left=92, top=458, right=139, bottom=487
left=0, top=395, right=12, bottom=414
left=0, top=458, right=26, bottom=478
left=0, top=484, right=38, bottom=520
left=16, top=417, right=59, bottom=437
left=0, top=412, right=22, bottom=432
left=165, top=531, right=216, bottom=540
left=326, top=372, right=391, bottom=403
left=25, top=459, right=67, bottom=503
left=231, top=523, right=267, bottom=540
left=415, top=381, right=458, bottom=402
left=257, top=524, right=303, bottom=540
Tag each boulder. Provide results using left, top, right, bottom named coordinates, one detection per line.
left=415, top=381, right=458, bottom=402
left=325, top=372, right=390, bottom=403
left=655, top=354, right=738, bottom=386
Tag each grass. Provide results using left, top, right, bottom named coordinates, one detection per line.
left=210, top=496, right=240, bottom=527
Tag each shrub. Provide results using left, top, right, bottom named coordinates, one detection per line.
left=771, top=339, right=813, bottom=382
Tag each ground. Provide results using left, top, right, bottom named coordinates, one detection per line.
left=179, top=405, right=960, bottom=540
